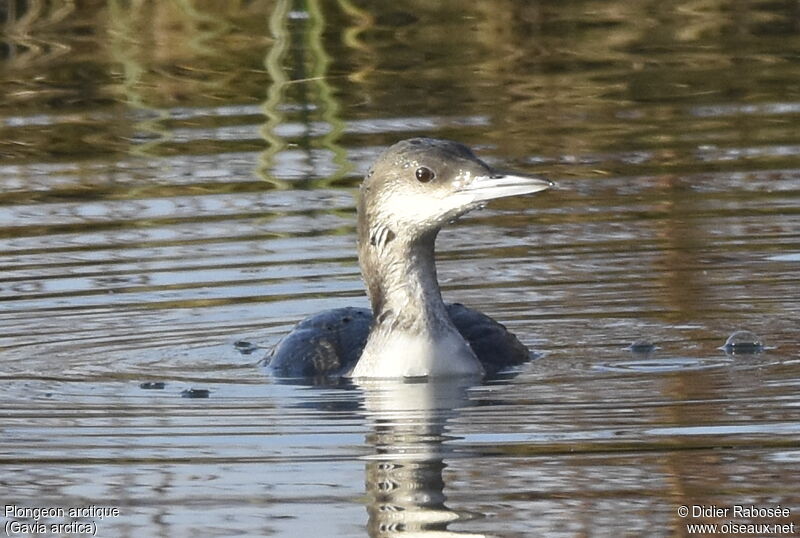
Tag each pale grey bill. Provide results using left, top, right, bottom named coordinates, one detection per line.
left=456, top=173, right=554, bottom=202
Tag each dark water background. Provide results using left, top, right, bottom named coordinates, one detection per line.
left=2, top=1, right=800, bottom=536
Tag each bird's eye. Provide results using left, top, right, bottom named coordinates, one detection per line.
left=415, top=166, right=435, bottom=183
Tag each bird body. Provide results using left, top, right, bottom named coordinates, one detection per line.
left=266, top=138, right=552, bottom=379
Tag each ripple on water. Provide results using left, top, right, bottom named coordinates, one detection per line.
left=593, top=356, right=732, bottom=374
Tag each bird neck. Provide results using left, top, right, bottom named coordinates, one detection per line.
left=359, top=225, right=450, bottom=331
left=353, top=212, right=483, bottom=379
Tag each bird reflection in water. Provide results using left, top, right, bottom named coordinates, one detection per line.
left=358, top=378, right=491, bottom=538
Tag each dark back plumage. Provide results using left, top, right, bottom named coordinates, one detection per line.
left=266, top=303, right=530, bottom=378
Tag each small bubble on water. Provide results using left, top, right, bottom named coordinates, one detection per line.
left=181, top=388, right=211, bottom=398
left=723, top=330, right=764, bottom=355
left=234, top=340, right=260, bottom=355
left=629, top=340, right=657, bottom=354
left=139, top=381, right=166, bottom=390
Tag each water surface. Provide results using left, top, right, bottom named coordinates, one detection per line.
left=2, top=1, right=800, bottom=536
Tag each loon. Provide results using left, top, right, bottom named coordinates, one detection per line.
left=266, top=138, right=553, bottom=379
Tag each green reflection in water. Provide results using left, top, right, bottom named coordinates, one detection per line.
left=108, top=0, right=170, bottom=158
left=259, top=0, right=292, bottom=188
left=306, top=0, right=352, bottom=186
left=259, top=0, right=353, bottom=187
